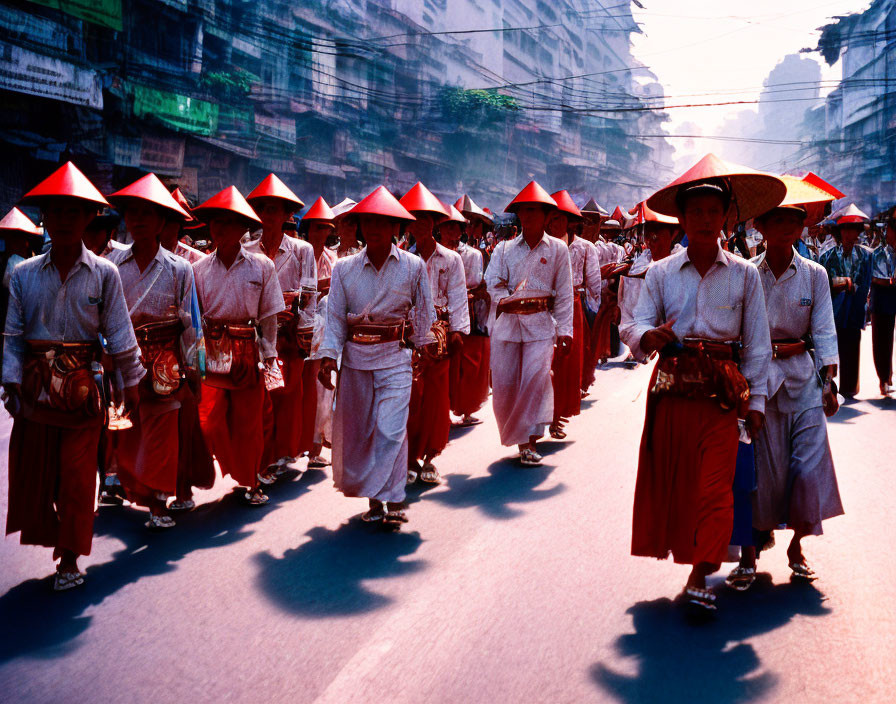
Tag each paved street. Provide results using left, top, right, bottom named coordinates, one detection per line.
left=1, top=341, right=894, bottom=704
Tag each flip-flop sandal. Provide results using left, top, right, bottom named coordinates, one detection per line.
left=406, top=469, right=418, bottom=485
left=307, top=456, right=330, bottom=468
left=244, top=490, right=270, bottom=506
left=519, top=449, right=543, bottom=466
left=549, top=427, right=567, bottom=440
left=54, top=571, right=85, bottom=592
left=682, top=586, right=717, bottom=612
left=362, top=509, right=385, bottom=522
left=145, top=514, right=176, bottom=530
left=384, top=510, right=409, bottom=526
left=459, top=416, right=482, bottom=427
left=256, top=471, right=278, bottom=486
left=725, top=566, right=756, bottom=591
left=168, top=499, right=195, bottom=511
left=789, top=561, right=817, bottom=581
left=419, top=469, right=441, bottom=485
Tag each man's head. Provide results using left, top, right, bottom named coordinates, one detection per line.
left=406, top=211, right=438, bottom=243
left=645, top=222, right=676, bottom=260
left=439, top=221, right=464, bottom=249
left=754, top=207, right=805, bottom=250
left=545, top=210, right=569, bottom=240
left=123, top=199, right=168, bottom=245
left=359, top=214, right=401, bottom=251
left=208, top=212, right=249, bottom=249
left=838, top=224, right=863, bottom=249
left=677, top=181, right=731, bottom=245
left=252, top=197, right=295, bottom=233
left=42, top=198, right=99, bottom=248
left=516, top=204, right=551, bottom=235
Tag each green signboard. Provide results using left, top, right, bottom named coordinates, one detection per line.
left=28, top=0, right=123, bottom=32
left=131, top=84, right=219, bottom=136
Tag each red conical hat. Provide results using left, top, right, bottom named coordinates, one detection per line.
left=505, top=181, right=557, bottom=213
left=835, top=203, right=869, bottom=226
left=303, top=196, right=336, bottom=223
left=349, top=186, right=416, bottom=221
left=246, top=173, right=305, bottom=209
left=193, top=186, right=262, bottom=226
left=454, top=194, right=493, bottom=224
left=108, top=173, right=191, bottom=220
left=0, top=207, right=42, bottom=235
left=765, top=175, right=840, bottom=214
left=550, top=190, right=582, bottom=219
left=445, top=204, right=467, bottom=224
left=632, top=201, right=678, bottom=225
left=20, top=161, right=109, bottom=207
left=646, top=153, right=786, bottom=226
left=400, top=182, right=450, bottom=222
left=171, top=188, right=198, bottom=223
left=611, top=206, right=627, bottom=222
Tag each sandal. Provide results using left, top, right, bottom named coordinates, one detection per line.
left=145, top=514, right=176, bottom=530
left=459, top=416, right=482, bottom=427
left=725, top=566, right=756, bottom=591
left=384, top=510, right=409, bottom=526
left=362, top=508, right=385, bottom=522
left=275, top=458, right=299, bottom=476
left=244, top=489, right=270, bottom=506
left=419, top=464, right=441, bottom=485
left=406, top=469, right=418, bottom=485
left=54, top=570, right=85, bottom=592
left=307, top=456, right=330, bottom=468
left=257, top=470, right=278, bottom=486
left=168, top=499, right=195, bottom=512
left=519, top=449, right=543, bottom=466
left=682, top=586, right=717, bottom=612
left=789, top=561, right=817, bottom=581
left=549, top=425, right=567, bottom=440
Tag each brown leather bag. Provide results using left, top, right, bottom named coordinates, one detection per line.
left=203, top=320, right=260, bottom=389
left=651, top=346, right=750, bottom=413
left=134, top=319, right=184, bottom=397
left=23, top=340, right=103, bottom=426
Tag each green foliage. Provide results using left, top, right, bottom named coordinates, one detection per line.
left=200, top=69, right=253, bottom=100
left=440, top=88, right=520, bottom=130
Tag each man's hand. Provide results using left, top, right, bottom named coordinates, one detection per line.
left=123, top=384, right=140, bottom=416
left=745, top=410, right=765, bottom=439
left=318, top=357, right=337, bottom=390
left=832, top=276, right=854, bottom=294
left=640, top=319, right=677, bottom=355
left=556, top=335, right=573, bottom=356
left=2, top=383, right=21, bottom=416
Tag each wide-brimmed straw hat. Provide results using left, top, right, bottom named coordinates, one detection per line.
left=646, top=153, right=786, bottom=228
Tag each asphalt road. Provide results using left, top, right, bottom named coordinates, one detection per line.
left=1, top=340, right=894, bottom=703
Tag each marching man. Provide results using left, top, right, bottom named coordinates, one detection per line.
left=318, top=187, right=435, bottom=527
left=628, top=155, right=778, bottom=612
left=192, top=187, right=284, bottom=506
left=486, top=182, right=573, bottom=466
left=3, top=162, right=144, bottom=590
left=106, top=174, right=199, bottom=530
left=400, top=183, right=469, bottom=485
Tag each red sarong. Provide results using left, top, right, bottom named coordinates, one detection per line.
left=198, top=380, right=265, bottom=487
left=176, top=387, right=215, bottom=499
left=407, top=356, right=451, bottom=460
left=7, top=416, right=102, bottom=557
left=632, top=376, right=739, bottom=567
left=263, top=353, right=305, bottom=465
left=449, top=334, right=490, bottom=417
left=551, top=294, right=584, bottom=420
left=115, top=392, right=179, bottom=507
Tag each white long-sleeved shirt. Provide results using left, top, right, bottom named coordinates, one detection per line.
left=244, top=234, right=317, bottom=325
left=192, top=247, right=285, bottom=360
left=418, top=242, right=470, bottom=334
left=319, top=244, right=436, bottom=370
left=629, top=244, right=772, bottom=413
left=485, top=233, right=574, bottom=343
left=752, top=249, right=839, bottom=411
left=569, top=237, right=602, bottom=312
left=3, top=243, right=143, bottom=386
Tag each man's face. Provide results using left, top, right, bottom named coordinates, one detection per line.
left=360, top=215, right=400, bottom=250
left=516, top=204, right=547, bottom=234
left=254, top=198, right=293, bottom=232
left=308, top=222, right=333, bottom=247
left=581, top=220, right=599, bottom=242
left=468, top=219, right=484, bottom=243
left=440, top=222, right=463, bottom=248
left=646, top=225, right=674, bottom=259
left=839, top=224, right=862, bottom=248
left=406, top=212, right=436, bottom=242
left=755, top=209, right=804, bottom=250
left=43, top=199, right=97, bottom=247
left=124, top=200, right=167, bottom=244
left=680, top=193, right=728, bottom=245
left=545, top=211, right=569, bottom=239
left=209, top=213, right=248, bottom=248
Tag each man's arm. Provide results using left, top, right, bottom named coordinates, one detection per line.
left=447, top=253, right=471, bottom=335
left=739, top=264, right=772, bottom=415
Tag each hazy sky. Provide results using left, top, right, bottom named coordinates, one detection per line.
left=629, top=0, right=872, bottom=160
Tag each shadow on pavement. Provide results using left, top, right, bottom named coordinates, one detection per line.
left=0, top=469, right=326, bottom=664
left=827, top=403, right=868, bottom=424
left=591, top=575, right=831, bottom=704
left=253, top=518, right=425, bottom=617
left=864, top=396, right=896, bottom=410
left=422, top=457, right=565, bottom=519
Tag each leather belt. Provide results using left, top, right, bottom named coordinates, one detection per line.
left=675, top=337, right=741, bottom=361
left=499, top=296, right=553, bottom=316
left=772, top=339, right=806, bottom=360
left=348, top=321, right=406, bottom=345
